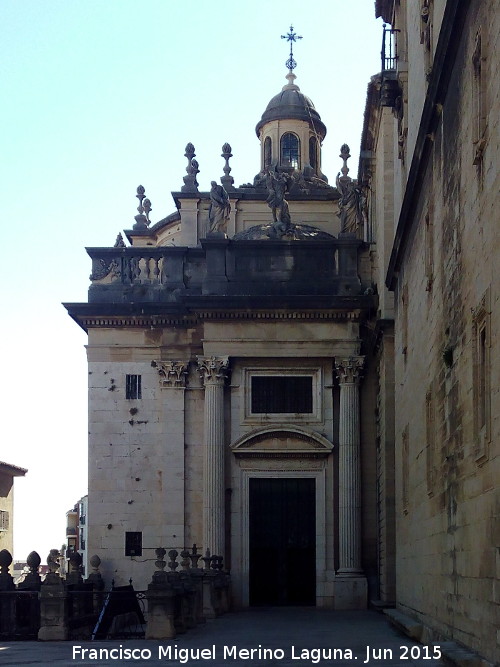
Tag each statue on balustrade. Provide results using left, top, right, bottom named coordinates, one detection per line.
left=208, top=181, right=231, bottom=234
left=336, top=173, right=367, bottom=235
left=265, top=168, right=293, bottom=238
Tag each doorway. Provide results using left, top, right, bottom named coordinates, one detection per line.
left=249, top=477, right=316, bottom=605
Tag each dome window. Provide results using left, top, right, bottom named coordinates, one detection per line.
left=264, top=137, right=272, bottom=169
left=280, top=133, right=300, bottom=169
left=309, top=137, right=318, bottom=171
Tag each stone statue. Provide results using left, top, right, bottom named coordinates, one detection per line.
left=208, top=181, right=231, bottom=234
left=265, top=168, right=292, bottom=237
left=336, top=173, right=367, bottom=234
left=303, top=164, right=330, bottom=188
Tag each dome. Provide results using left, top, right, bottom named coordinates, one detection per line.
left=256, top=73, right=327, bottom=140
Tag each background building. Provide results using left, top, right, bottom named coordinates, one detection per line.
left=0, top=461, right=27, bottom=563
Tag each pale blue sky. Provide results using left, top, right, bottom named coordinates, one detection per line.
left=0, top=0, right=382, bottom=561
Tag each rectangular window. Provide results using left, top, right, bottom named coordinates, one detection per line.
left=251, top=376, right=313, bottom=414
left=425, top=205, right=434, bottom=292
left=472, top=29, right=487, bottom=182
left=402, top=425, right=409, bottom=515
left=0, top=510, right=9, bottom=531
left=125, top=531, right=142, bottom=557
left=401, top=283, right=409, bottom=358
left=126, top=374, right=142, bottom=399
left=472, top=289, right=490, bottom=463
left=425, top=386, right=436, bottom=495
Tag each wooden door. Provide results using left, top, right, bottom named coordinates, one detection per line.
left=249, top=477, right=316, bottom=605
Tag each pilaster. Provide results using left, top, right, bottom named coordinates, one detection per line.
left=178, top=198, right=200, bottom=247
left=151, top=360, right=189, bottom=542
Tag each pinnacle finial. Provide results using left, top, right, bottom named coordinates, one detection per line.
left=133, top=185, right=152, bottom=230
left=281, top=25, right=302, bottom=72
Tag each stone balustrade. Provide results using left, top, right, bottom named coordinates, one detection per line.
left=145, top=546, right=230, bottom=640
left=85, top=235, right=367, bottom=305
left=0, top=545, right=230, bottom=642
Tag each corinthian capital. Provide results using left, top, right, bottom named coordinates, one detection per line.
left=334, top=356, right=365, bottom=384
left=197, top=356, right=229, bottom=386
left=151, top=360, right=189, bottom=388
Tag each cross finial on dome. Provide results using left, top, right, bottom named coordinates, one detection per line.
left=281, top=25, right=302, bottom=72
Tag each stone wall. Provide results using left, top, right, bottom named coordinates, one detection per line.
left=371, top=0, right=499, bottom=662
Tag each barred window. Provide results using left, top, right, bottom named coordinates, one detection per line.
left=0, top=510, right=9, bottom=531
left=472, top=289, right=490, bottom=462
left=251, top=376, right=313, bottom=414
left=126, top=374, right=142, bottom=399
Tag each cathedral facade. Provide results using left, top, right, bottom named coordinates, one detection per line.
left=66, top=61, right=379, bottom=610
left=66, top=1, right=498, bottom=661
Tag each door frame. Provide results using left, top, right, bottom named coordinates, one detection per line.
left=240, top=469, right=327, bottom=607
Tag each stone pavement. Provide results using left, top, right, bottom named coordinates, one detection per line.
left=0, top=608, right=445, bottom=667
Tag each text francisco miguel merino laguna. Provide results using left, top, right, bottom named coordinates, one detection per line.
left=72, top=644, right=442, bottom=663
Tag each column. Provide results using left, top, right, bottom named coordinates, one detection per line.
left=334, top=356, right=367, bottom=609
left=197, top=356, right=229, bottom=558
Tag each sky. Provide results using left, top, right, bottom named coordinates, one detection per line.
left=0, top=0, right=383, bottom=561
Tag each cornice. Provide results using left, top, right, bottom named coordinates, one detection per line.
left=194, top=310, right=364, bottom=321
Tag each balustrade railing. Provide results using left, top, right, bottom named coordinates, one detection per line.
left=87, top=236, right=364, bottom=301
left=381, top=24, right=398, bottom=71
left=0, top=545, right=230, bottom=641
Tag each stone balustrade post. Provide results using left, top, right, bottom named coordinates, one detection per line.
left=18, top=551, right=42, bottom=591
left=180, top=550, right=197, bottom=628
left=165, top=550, right=186, bottom=634
left=38, top=550, right=68, bottom=641
left=201, top=550, right=217, bottom=619
left=145, top=548, right=176, bottom=640
left=0, top=549, right=16, bottom=637
left=85, top=555, right=105, bottom=614
left=188, top=546, right=205, bottom=624
left=197, top=356, right=229, bottom=559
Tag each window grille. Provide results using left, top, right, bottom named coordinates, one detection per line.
left=251, top=376, right=313, bottom=414
left=0, top=510, right=9, bottom=531
left=125, top=531, right=142, bottom=557
left=126, top=374, right=142, bottom=399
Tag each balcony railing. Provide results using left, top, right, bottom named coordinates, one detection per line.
left=381, top=23, right=398, bottom=71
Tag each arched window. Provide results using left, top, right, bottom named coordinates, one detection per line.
left=264, top=137, right=272, bottom=169
left=280, top=133, right=300, bottom=169
left=309, top=137, right=318, bottom=171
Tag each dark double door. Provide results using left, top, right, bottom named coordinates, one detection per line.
left=249, top=477, right=316, bottom=606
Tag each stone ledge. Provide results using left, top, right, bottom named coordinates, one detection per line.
left=438, top=642, right=494, bottom=667
left=383, top=608, right=423, bottom=640
left=383, top=610, right=495, bottom=667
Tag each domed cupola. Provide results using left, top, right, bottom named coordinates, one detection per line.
left=255, top=29, right=328, bottom=179
left=256, top=71, right=327, bottom=142
left=254, top=26, right=329, bottom=183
